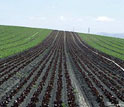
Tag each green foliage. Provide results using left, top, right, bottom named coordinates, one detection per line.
left=0, top=25, right=52, bottom=58
left=79, top=33, right=124, bottom=60
left=62, top=102, right=67, bottom=107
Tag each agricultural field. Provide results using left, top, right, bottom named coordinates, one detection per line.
left=79, top=33, right=124, bottom=60
left=0, top=25, right=51, bottom=58
left=0, top=26, right=124, bottom=107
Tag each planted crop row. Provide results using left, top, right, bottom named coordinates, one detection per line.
left=0, top=31, right=78, bottom=107
left=66, top=32, right=124, bottom=107
left=0, top=30, right=123, bottom=107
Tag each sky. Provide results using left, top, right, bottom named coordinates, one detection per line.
left=0, top=0, right=124, bottom=34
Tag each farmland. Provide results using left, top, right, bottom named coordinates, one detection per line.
left=0, top=25, right=51, bottom=58
left=79, top=33, right=124, bottom=60
left=0, top=26, right=124, bottom=107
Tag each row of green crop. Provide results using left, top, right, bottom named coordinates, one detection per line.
left=0, top=25, right=51, bottom=58
left=0, top=26, right=39, bottom=41
left=86, top=35, right=124, bottom=54
left=94, top=34, right=124, bottom=45
left=94, top=36, right=124, bottom=50
left=79, top=33, right=124, bottom=60
left=93, top=35, right=124, bottom=47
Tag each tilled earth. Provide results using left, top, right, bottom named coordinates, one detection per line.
left=0, top=31, right=124, bottom=107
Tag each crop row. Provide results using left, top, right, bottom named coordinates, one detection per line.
left=0, top=31, right=78, bottom=107
left=0, top=30, right=123, bottom=107
left=66, top=32, right=124, bottom=107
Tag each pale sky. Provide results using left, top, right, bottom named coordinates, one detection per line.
left=0, top=0, right=124, bottom=33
